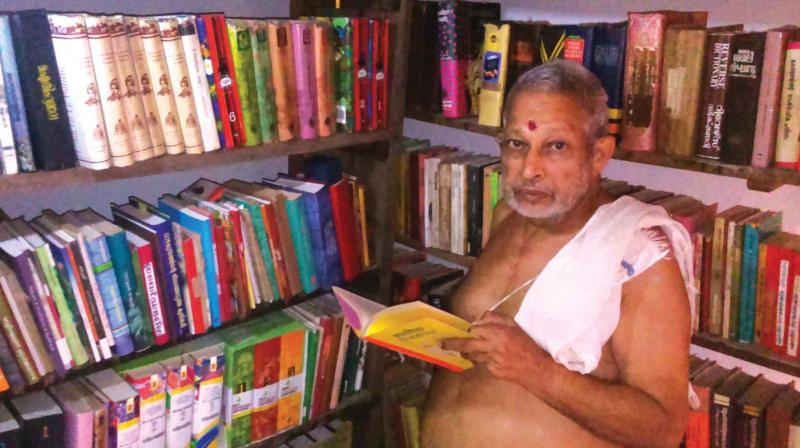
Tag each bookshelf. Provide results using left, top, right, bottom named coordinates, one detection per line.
left=405, top=111, right=800, bottom=193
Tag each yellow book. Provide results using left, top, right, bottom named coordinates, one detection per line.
left=478, top=23, right=510, bottom=127
left=276, top=329, right=305, bottom=431
left=332, top=287, right=474, bottom=372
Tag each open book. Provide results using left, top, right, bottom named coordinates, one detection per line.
left=332, top=286, right=474, bottom=372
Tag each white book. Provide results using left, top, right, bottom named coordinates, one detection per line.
left=423, top=157, right=440, bottom=248
left=139, top=18, right=185, bottom=155
left=162, top=356, right=195, bottom=448
left=177, top=15, right=221, bottom=153
left=775, top=44, right=800, bottom=167
left=49, top=14, right=112, bottom=171
left=158, top=17, right=204, bottom=155
left=125, top=17, right=166, bottom=157
left=0, top=61, right=17, bottom=175
left=84, top=14, right=136, bottom=168
left=108, top=15, right=154, bottom=162
left=450, top=163, right=464, bottom=255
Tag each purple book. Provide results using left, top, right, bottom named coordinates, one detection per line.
left=291, top=21, right=319, bottom=140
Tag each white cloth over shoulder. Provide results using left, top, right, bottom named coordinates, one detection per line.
left=514, top=195, right=697, bottom=375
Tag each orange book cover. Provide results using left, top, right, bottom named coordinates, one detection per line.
left=276, top=329, right=305, bottom=432
left=268, top=21, right=300, bottom=142
left=251, top=336, right=281, bottom=441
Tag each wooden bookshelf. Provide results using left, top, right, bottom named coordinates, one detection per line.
left=406, top=111, right=800, bottom=192
left=396, top=235, right=476, bottom=267
left=692, top=332, right=800, bottom=378
left=0, top=129, right=393, bottom=196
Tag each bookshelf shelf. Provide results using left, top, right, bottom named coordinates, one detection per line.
left=0, top=129, right=392, bottom=196
left=405, top=111, right=800, bottom=193
left=691, top=332, right=800, bottom=378
left=396, top=235, right=476, bottom=267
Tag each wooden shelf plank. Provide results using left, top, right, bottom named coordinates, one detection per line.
left=0, top=129, right=392, bottom=196
left=396, top=235, right=476, bottom=267
left=692, top=332, right=800, bottom=377
left=406, top=111, right=800, bottom=192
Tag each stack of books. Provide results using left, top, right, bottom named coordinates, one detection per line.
left=0, top=296, right=365, bottom=447
left=0, top=10, right=392, bottom=176
left=0, top=169, right=371, bottom=395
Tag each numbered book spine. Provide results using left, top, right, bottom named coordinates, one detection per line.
left=314, top=22, right=337, bottom=137
left=195, top=16, right=227, bottom=148
left=0, top=16, right=34, bottom=172
left=139, top=18, right=185, bottom=155
left=331, top=18, right=354, bottom=133
left=159, top=17, right=204, bottom=155
left=108, top=15, right=155, bottom=162
left=0, top=59, right=18, bottom=175
left=210, top=14, right=246, bottom=148
left=227, top=20, right=262, bottom=146
left=250, top=20, right=278, bottom=143
left=291, top=21, right=319, bottom=140
left=178, top=15, right=221, bottom=153
left=9, top=9, right=77, bottom=171
left=125, top=17, right=166, bottom=158
left=268, top=21, right=299, bottom=142
left=84, top=14, right=136, bottom=167
left=48, top=13, right=112, bottom=170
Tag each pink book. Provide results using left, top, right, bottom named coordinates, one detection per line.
left=752, top=26, right=799, bottom=168
left=291, top=21, right=319, bottom=140
left=49, top=380, right=105, bottom=448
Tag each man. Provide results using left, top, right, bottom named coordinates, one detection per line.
left=421, top=61, right=691, bottom=447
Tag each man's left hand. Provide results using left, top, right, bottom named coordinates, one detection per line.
left=441, top=311, right=550, bottom=382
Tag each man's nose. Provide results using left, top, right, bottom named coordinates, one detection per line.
left=521, top=149, right=544, bottom=180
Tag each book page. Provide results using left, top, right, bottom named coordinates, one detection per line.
left=331, top=286, right=385, bottom=334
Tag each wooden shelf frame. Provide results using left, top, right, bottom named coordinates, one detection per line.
left=396, top=235, right=476, bottom=268
left=692, top=333, right=800, bottom=377
left=406, top=111, right=800, bottom=192
left=0, top=129, right=393, bottom=196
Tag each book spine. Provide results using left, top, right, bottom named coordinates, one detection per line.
left=439, top=163, right=452, bottom=251
left=379, top=19, right=389, bottom=129
left=360, top=19, right=372, bottom=130
left=225, top=344, right=254, bottom=448
left=126, top=370, right=167, bottom=448
left=709, top=217, right=727, bottom=335
left=722, top=222, right=739, bottom=337
left=332, top=18, right=354, bottom=132
left=302, top=193, right=330, bottom=289
left=369, top=19, right=379, bottom=131
left=760, top=243, right=784, bottom=351
left=178, top=233, right=204, bottom=335
left=108, top=15, right=155, bottom=162
left=0, top=16, right=34, bottom=172
left=0, top=277, right=40, bottom=384
left=752, top=30, right=792, bottom=167
left=478, top=23, right=510, bottom=127
left=591, top=23, right=627, bottom=142
left=775, top=42, right=800, bottom=169
left=224, top=209, right=249, bottom=319
left=277, top=329, right=305, bottom=432
left=353, top=18, right=362, bottom=131
left=292, top=22, right=320, bottom=140
left=249, top=20, right=278, bottom=143
left=423, top=158, right=437, bottom=248
left=787, top=253, right=800, bottom=357
left=318, top=190, right=343, bottom=287
left=212, top=222, right=233, bottom=324
left=70, top=238, right=113, bottom=359
left=195, top=16, right=228, bottom=148
left=125, top=17, right=167, bottom=158
left=106, top=231, right=154, bottom=351
left=466, top=163, right=484, bottom=256
left=191, top=354, right=224, bottom=447
left=314, top=22, right=337, bottom=137
left=159, top=18, right=204, bottom=154
left=697, top=33, right=736, bottom=159
left=165, top=362, right=195, bottom=448
left=236, top=208, right=264, bottom=307
left=156, top=221, right=191, bottom=340
left=213, top=15, right=246, bottom=147
left=739, top=225, right=758, bottom=343
left=268, top=21, right=297, bottom=142
left=84, top=14, right=136, bottom=167
left=0, top=321, right=22, bottom=393
left=0, top=270, right=53, bottom=376
left=289, top=198, right=319, bottom=294
left=30, top=254, right=75, bottom=371
left=267, top=200, right=298, bottom=298
left=437, top=1, right=469, bottom=118
left=330, top=181, right=361, bottom=281
left=10, top=9, right=77, bottom=170
left=138, top=18, right=185, bottom=155
left=0, top=47, right=18, bottom=175
left=251, top=337, right=281, bottom=441
left=85, top=236, right=135, bottom=356
left=621, top=13, right=667, bottom=152
left=178, top=15, right=221, bottom=153
left=129, top=236, right=170, bottom=345
left=227, top=21, right=262, bottom=147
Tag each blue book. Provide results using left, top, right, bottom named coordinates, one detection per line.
left=0, top=16, right=33, bottom=172
left=268, top=176, right=343, bottom=288
left=63, top=213, right=135, bottom=357
left=110, top=202, right=190, bottom=341
left=158, top=194, right=222, bottom=328
left=738, top=211, right=782, bottom=343
left=303, top=156, right=343, bottom=185
left=589, top=22, right=627, bottom=125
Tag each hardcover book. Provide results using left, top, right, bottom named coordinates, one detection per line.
left=84, top=369, right=141, bottom=448
left=268, top=20, right=300, bottom=142
left=227, top=19, right=262, bottom=146
left=250, top=20, right=278, bottom=143
left=162, top=355, right=195, bottom=448
left=0, top=16, right=34, bottom=172
left=775, top=41, right=800, bottom=169
left=189, top=342, right=225, bottom=448
left=437, top=1, right=472, bottom=118
left=331, top=18, right=354, bottom=132
left=505, top=22, right=543, bottom=96
left=478, top=23, right=510, bottom=127
left=120, top=364, right=167, bottom=448
left=291, top=21, right=320, bottom=140
left=314, top=22, right=337, bottom=137
left=697, top=29, right=740, bottom=160
left=591, top=22, right=628, bottom=141
left=9, top=390, right=64, bottom=447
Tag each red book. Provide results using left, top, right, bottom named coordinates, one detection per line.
left=353, top=18, right=362, bottom=132
left=330, top=179, right=361, bottom=281
left=379, top=18, right=390, bottom=129
left=370, top=19, right=380, bottom=131
left=211, top=221, right=233, bottom=323
left=686, top=364, right=735, bottom=448
left=262, top=201, right=292, bottom=300
left=759, top=233, right=795, bottom=353
left=251, top=336, right=281, bottom=441
left=786, top=249, right=800, bottom=358
left=179, top=233, right=207, bottom=335
left=357, top=18, right=371, bottom=132
left=208, top=14, right=245, bottom=147
left=128, top=232, right=170, bottom=346
left=225, top=206, right=249, bottom=320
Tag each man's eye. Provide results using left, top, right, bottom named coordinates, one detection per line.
left=505, top=139, right=526, bottom=151
left=549, top=140, right=567, bottom=151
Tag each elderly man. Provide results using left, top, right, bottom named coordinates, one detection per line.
left=421, top=61, right=692, bottom=448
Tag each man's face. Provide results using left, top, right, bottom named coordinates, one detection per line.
left=499, top=91, right=605, bottom=224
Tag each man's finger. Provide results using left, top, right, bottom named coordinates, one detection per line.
left=441, top=336, right=492, bottom=354
left=474, top=310, right=516, bottom=327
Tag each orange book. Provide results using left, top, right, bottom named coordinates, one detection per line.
left=276, top=329, right=305, bottom=432
left=250, top=336, right=281, bottom=441
left=268, top=21, right=300, bottom=142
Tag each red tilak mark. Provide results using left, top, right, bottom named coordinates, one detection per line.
left=528, top=120, right=537, bottom=131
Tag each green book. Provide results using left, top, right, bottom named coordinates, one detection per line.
left=228, top=20, right=262, bottom=146
left=250, top=20, right=278, bottom=143
left=331, top=18, right=354, bottom=132
left=283, top=193, right=319, bottom=294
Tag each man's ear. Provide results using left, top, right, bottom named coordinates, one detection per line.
left=591, top=135, right=616, bottom=174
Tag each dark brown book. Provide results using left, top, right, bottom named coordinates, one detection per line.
left=393, top=261, right=464, bottom=304
left=696, top=29, right=741, bottom=159
left=711, top=370, right=757, bottom=448
left=628, top=188, right=674, bottom=204
left=689, top=356, right=715, bottom=380
left=764, top=382, right=800, bottom=448
left=720, top=32, right=767, bottom=165
left=408, top=0, right=442, bottom=114
left=686, top=364, right=737, bottom=448
left=505, top=22, right=544, bottom=95
left=733, top=375, right=784, bottom=447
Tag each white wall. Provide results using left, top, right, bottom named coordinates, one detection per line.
left=404, top=0, right=800, bottom=386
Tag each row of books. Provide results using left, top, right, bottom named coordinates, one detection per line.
left=391, top=246, right=464, bottom=304
left=0, top=168, right=371, bottom=394
left=0, top=9, right=390, bottom=175
left=0, top=297, right=365, bottom=448
left=686, top=354, right=800, bottom=448
left=411, top=1, right=800, bottom=170
left=395, top=138, right=503, bottom=257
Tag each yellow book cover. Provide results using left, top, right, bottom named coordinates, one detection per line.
left=276, top=329, right=305, bottom=431
left=478, top=23, right=510, bottom=127
left=332, top=287, right=474, bottom=372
